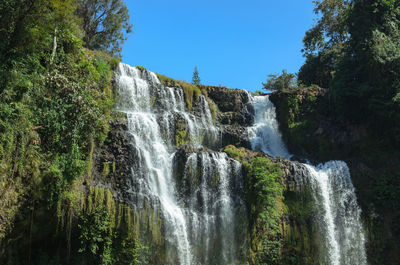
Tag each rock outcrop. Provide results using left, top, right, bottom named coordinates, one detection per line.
left=91, top=116, right=136, bottom=203
left=200, top=85, right=254, bottom=149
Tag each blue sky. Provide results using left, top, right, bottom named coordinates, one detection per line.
left=122, top=0, right=316, bottom=92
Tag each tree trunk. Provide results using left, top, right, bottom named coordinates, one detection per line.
left=50, top=27, right=57, bottom=65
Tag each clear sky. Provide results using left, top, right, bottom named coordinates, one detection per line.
left=122, top=0, right=316, bottom=92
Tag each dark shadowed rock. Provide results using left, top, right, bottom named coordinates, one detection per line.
left=91, top=115, right=136, bottom=203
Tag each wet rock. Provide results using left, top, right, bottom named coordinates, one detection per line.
left=91, top=115, right=136, bottom=203
left=221, top=126, right=251, bottom=149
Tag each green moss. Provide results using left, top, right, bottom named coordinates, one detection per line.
left=175, top=120, right=189, bottom=147
left=223, top=145, right=247, bottom=161
left=251, top=90, right=263, bottom=96
left=281, top=189, right=320, bottom=265
left=244, top=157, right=284, bottom=264
left=136, top=65, right=146, bottom=72
left=211, top=169, right=220, bottom=187
left=180, top=82, right=200, bottom=110
left=150, top=95, right=156, bottom=107
left=206, top=97, right=217, bottom=124
left=155, top=73, right=178, bottom=87
left=102, top=162, right=110, bottom=177
left=109, top=57, right=120, bottom=70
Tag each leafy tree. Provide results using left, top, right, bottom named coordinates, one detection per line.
left=332, top=0, right=400, bottom=123
left=76, top=0, right=133, bottom=58
left=192, top=66, right=200, bottom=85
left=298, top=0, right=351, bottom=87
left=262, top=70, right=296, bottom=92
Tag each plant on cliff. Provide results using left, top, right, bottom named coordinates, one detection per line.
left=263, top=70, right=297, bottom=92
left=192, top=66, right=201, bottom=85
left=299, top=0, right=400, bottom=142
left=155, top=72, right=202, bottom=110
left=245, top=157, right=284, bottom=264
left=78, top=206, right=113, bottom=263
left=223, top=146, right=285, bottom=264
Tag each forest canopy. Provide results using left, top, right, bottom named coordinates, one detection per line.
left=263, top=0, right=400, bottom=146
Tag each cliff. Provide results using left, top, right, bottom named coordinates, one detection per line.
left=85, top=75, right=325, bottom=264
left=0, top=64, right=378, bottom=264
left=270, top=86, right=400, bottom=264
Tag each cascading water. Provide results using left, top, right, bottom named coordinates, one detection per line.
left=115, top=63, right=245, bottom=265
left=248, top=95, right=368, bottom=265
left=115, top=64, right=192, bottom=264
left=181, top=152, right=246, bottom=265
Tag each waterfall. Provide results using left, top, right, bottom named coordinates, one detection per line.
left=248, top=95, right=368, bottom=265
left=181, top=152, right=246, bottom=265
left=115, top=63, right=245, bottom=265
left=248, top=96, right=291, bottom=158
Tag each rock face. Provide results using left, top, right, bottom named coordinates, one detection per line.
left=200, top=85, right=254, bottom=149
left=271, top=157, right=311, bottom=191
left=91, top=116, right=136, bottom=203
left=269, top=86, right=367, bottom=161
left=269, top=86, right=400, bottom=265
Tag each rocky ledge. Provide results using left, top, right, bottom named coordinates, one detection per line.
left=200, top=85, right=255, bottom=149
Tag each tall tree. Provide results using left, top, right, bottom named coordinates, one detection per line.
left=333, top=0, right=400, bottom=124
left=192, top=66, right=200, bottom=85
left=298, top=0, right=351, bottom=87
left=76, top=0, right=132, bottom=58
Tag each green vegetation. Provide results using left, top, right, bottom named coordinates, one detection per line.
left=192, top=66, right=201, bottom=85
left=298, top=0, right=400, bottom=145
left=155, top=72, right=202, bottom=110
left=224, top=145, right=321, bottom=264
left=245, top=157, right=284, bottom=265
left=267, top=1, right=400, bottom=263
left=263, top=70, right=297, bottom=92
left=175, top=120, right=189, bottom=147
left=77, top=0, right=133, bottom=58
left=206, top=97, right=217, bottom=124
left=224, top=146, right=287, bottom=264
left=136, top=66, right=146, bottom=72
left=223, top=145, right=247, bottom=161
left=251, top=90, right=263, bottom=96
left=0, top=0, right=153, bottom=264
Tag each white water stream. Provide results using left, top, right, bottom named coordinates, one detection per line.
left=248, top=95, right=368, bottom=265
left=115, top=63, right=244, bottom=264
left=115, top=63, right=367, bottom=264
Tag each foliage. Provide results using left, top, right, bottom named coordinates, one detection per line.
left=223, top=145, right=247, bottom=161
left=299, top=0, right=400, bottom=145
left=251, top=90, right=263, bottom=96
left=136, top=65, right=146, bottom=72
left=0, top=0, right=140, bottom=263
left=78, top=206, right=113, bottom=263
left=223, top=146, right=285, bottom=264
left=175, top=120, right=188, bottom=147
left=298, top=0, right=350, bottom=87
left=191, top=66, right=200, bottom=85
left=262, top=70, right=297, bottom=92
left=246, top=157, right=284, bottom=264
left=277, top=1, right=400, bottom=262
left=76, top=0, right=133, bottom=58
